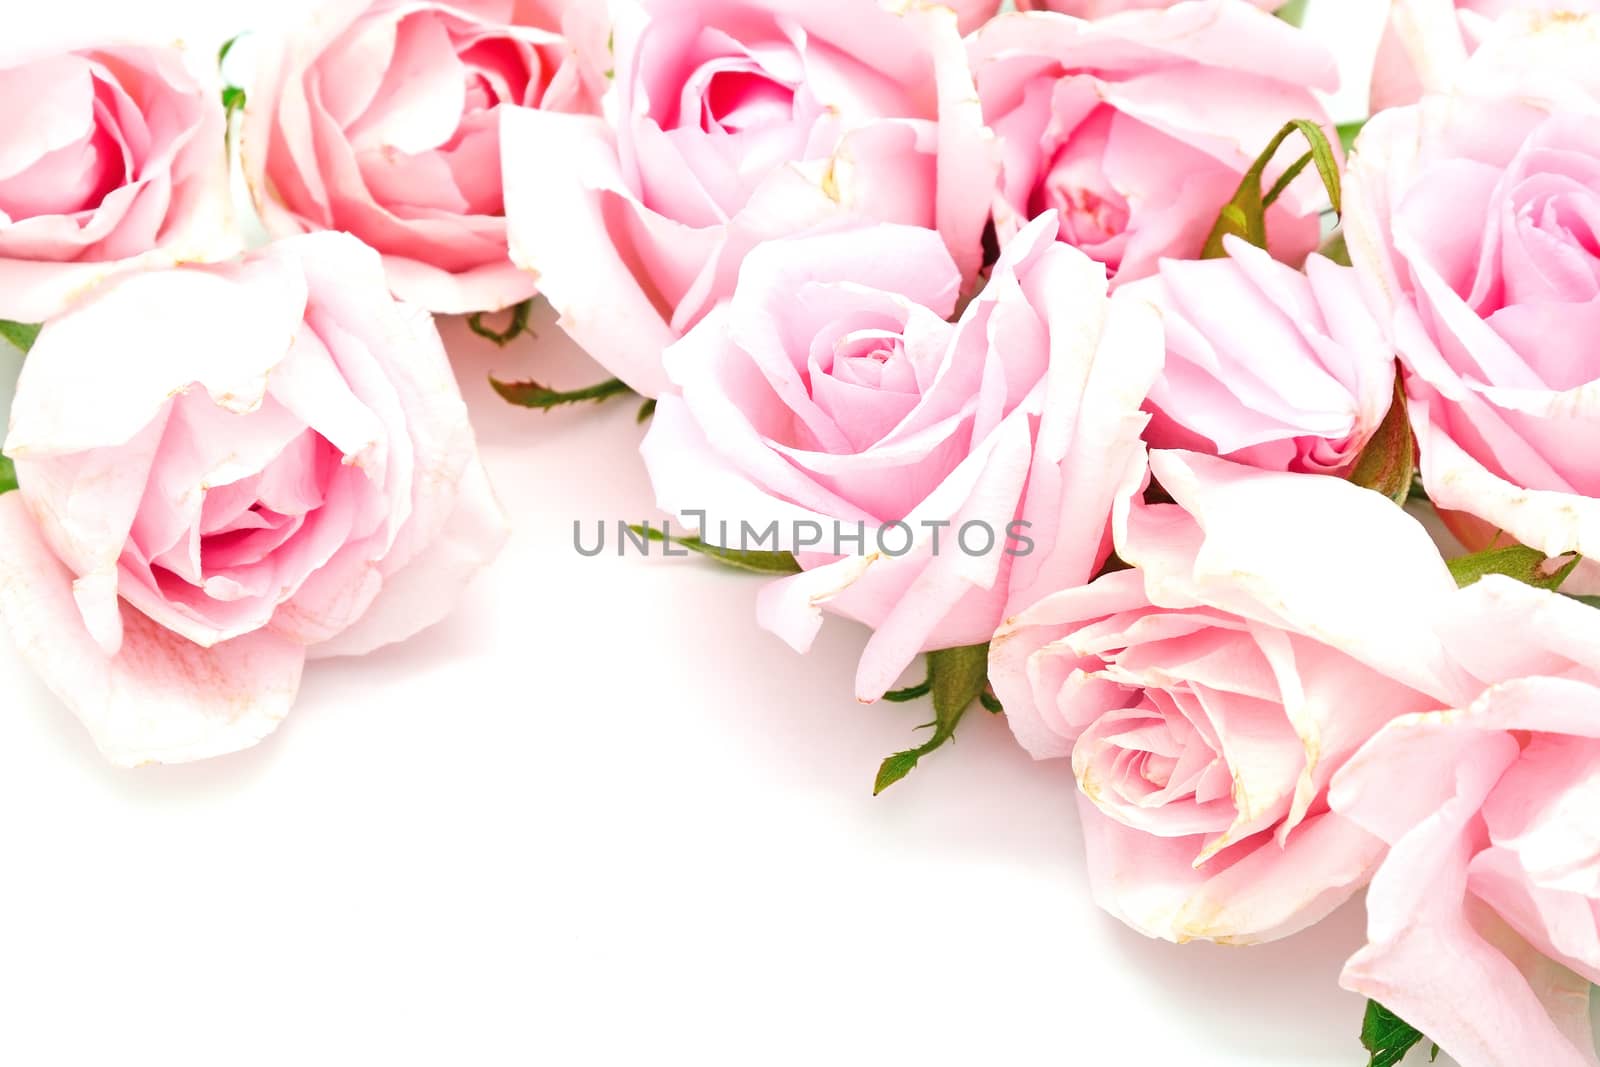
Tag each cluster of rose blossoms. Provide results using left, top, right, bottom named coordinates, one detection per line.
left=1, top=0, right=1598, bottom=1063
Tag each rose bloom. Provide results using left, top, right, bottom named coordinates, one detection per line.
left=243, top=0, right=604, bottom=315
left=1124, top=236, right=1397, bottom=475
left=0, top=40, right=228, bottom=324
left=1016, top=0, right=1282, bottom=17
left=640, top=213, right=1161, bottom=701
left=1371, top=0, right=1600, bottom=111
left=1345, top=19, right=1600, bottom=561
left=0, top=233, right=507, bottom=765
left=502, top=0, right=995, bottom=397
left=969, top=1, right=1337, bottom=284
left=1332, top=577, right=1600, bottom=1067
left=990, top=450, right=1473, bottom=944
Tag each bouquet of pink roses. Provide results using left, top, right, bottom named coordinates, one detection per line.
left=2, top=2, right=1599, bottom=1063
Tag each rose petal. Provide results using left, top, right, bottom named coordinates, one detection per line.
left=0, top=494, right=305, bottom=766
left=308, top=454, right=507, bottom=659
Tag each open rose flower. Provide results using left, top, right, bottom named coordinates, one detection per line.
left=990, top=450, right=1473, bottom=944
left=1332, top=578, right=1600, bottom=1067
left=640, top=213, right=1161, bottom=701
left=1345, top=19, right=1600, bottom=560
left=1016, top=0, right=1282, bottom=17
left=0, top=232, right=507, bottom=766
left=243, top=0, right=604, bottom=315
left=502, top=0, right=995, bottom=397
left=1371, top=0, right=1600, bottom=112
left=969, top=1, right=1338, bottom=284
left=0, top=40, right=229, bottom=324
left=1124, top=236, right=1396, bottom=475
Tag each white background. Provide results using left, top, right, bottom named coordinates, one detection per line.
left=0, top=2, right=1420, bottom=1064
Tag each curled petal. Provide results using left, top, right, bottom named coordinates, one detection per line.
left=0, top=494, right=305, bottom=766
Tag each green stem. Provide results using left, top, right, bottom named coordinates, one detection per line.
left=492, top=376, right=632, bottom=410
left=467, top=299, right=535, bottom=347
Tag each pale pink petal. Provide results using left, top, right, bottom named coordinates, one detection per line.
left=308, top=455, right=507, bottom=659
left=1123, top=451, right=1473, bottom=703
left=1333, top=685, right=1600, bottom=1067
left=502, top=107, right=677, bottom=396
left=0, top=494, right=304, bottom=766
left=4, top=257, right=308, bottom=455
left=1078, top=795, right=1384, bottom=945
left=1005, top=272, right=1162, bottom=616
left=990, top=568, right=1156, bottom=758
left=1413, top=392, right=1600, bottom=560
left=380, top=252, right=536, bottom=315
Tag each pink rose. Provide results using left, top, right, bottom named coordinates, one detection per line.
left=1016, top=0, right=1282, bottom=17
left=0, top=41, right=229, bottom=324
left=0, top=233, right=507, bottom=765
left=501, top=0, right=996, bottom=397
left=1370, top=0, right=1600, bottom=112
left=243, top=0, right=604, bottom=315
left=640, top=213, right=1162, bottom=701
left=1125, top=236, right=1397, bottom=475
left=1332, top=578, right=1600, bottom=1067
left=990, top=450, right=1473, bottom=944
left=969, top=1, right=1338, bottom=284
left=1344, top=25, right=1600, bottom=561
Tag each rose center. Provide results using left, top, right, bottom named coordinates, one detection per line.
left=0, top=59, right=130, bottom=221
left=458, top=37, right=538, bottom=114
left=827, top=330, right=917, bottom=394
left=1036, top=163, right=1129, bottom=250
left=1140, top=752, right=1178, bottom=789
left=1031, top=110, right=1129, bottom=258
left=701, top=70, right=795, bottom=135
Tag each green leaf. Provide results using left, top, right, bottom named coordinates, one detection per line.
left=0, top=320, right=32, bottom=496
left=1449, top=545, right=1581, bottom=592
left=1360, top=1000, right=1427, bottom=1067
left=979, top=689, right=1004, bottom=715
left=1566, top=594, right=1600, bottom=610
left=636, top=397, right=657, bottom=424
left=874, top=643, right=990, bottom=795
left=882, top=679, right=931, bottom=703
left=1318, top=231, right=1352, bottom=266
left=492, top=375, right=632, bottom=411
left=1261, top=149, right=1314, bottom=211
left=218, top=35, right=249, bottom=127
left=1202, top=119, right=1341, bottom=260
left=1349, top=367, right=1415, bottom=505
left=1338, top=120, right=1367, bottom=155
left=625, top=524, right=801, bottom=575
left=0, top=320, right=41, bottom=354
left=467, top=298, right=534, bottom=346
left=1276, top=0, right=1310, bottom=26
